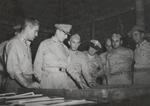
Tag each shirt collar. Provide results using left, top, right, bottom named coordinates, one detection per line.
left=52, top=36, right=63, bottom=44
left=70, top=49, right=79, bottom=54
left=17, top=34, right=31, bottom=46
left=136, top=40, right=146, bottom=48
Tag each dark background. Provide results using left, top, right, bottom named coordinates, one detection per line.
left=0, top=0, right=149, bottom=60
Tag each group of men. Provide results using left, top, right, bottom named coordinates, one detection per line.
left=0, top=17, right=150, bottom=92
left=100, top=26, right=150, bottom=85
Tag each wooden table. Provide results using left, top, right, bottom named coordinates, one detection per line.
left=17, top=85, right=150, bottom=106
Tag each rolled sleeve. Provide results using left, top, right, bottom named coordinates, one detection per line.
left=6, top=43, right=22, bottom=79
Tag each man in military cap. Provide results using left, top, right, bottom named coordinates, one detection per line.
left=67, top=34, right=92, bottom=89
left=84, top=39, right=103, bottom=87
left=130, top=25, right=150, bottom=84
left=34, top=24, right=77, bottom=89
left=105, top=33, right=133, bottom=85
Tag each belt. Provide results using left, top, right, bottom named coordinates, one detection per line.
left=59, top=68, right=66, bottom=72
left=42, top=67, right=67, bottom=78
left=44, top=67, right=66, bottom=73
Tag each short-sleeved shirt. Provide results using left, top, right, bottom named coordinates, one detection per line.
left=5, top=36, right=33, bottom=79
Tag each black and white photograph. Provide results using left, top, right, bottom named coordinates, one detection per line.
left=0, top=0, right=150, bottom=106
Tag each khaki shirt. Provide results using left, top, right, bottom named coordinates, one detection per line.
left=5, top=36, right=33, bottom=79
left=84, top=52, right=102, bottom=83
left=34, top=37, right=77, bottom=89
left=106, top=47, right=133, bottom=74
left=99, top=51, right=110, bottom=76
left=34, top=37, right=69, bottom=80
left=134, top=40, right=150, bottom=69
left=99, top=52, right=107, bottom=66
left=67, top=50, right=91, bottom=88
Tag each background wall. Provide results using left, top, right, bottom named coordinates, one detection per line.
left=0, top=0, right=149, bottom=59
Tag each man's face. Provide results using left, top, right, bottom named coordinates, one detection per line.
left=70, top=38, right=80, bottom=51
left=88, top=47, right=97, bottom=56
left=105, top=39, right=112, bottom=52
left=57, top=30, right=68, bottom=42
left=106, top=44, right=112, bottom=52
left=26, top=24, right=39, bottom=41
left=112, top=38, right=121, bottom=49
left=132, top=30, right=143, bottom=43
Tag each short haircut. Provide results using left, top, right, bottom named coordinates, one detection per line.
left=14, top=17, right=39, bottom=33
left=23, top=17, right=39, bottom=29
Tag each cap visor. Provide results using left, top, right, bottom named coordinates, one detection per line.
left=58, top=28, right=71, bottom=35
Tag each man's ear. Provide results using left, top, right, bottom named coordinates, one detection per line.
left=68, top=41, right=70, bottom=45
left=120, top=40, right=123, bottom=45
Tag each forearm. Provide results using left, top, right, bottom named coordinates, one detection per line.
left=68, top=71, right=82, bottom=85
left=82, top=71, right=93, bottom=85
left=67, top=69, right=87, bottom=89
left=14, top=72, right=31, bottom=88
left=82, top=64, right=93, bottom=85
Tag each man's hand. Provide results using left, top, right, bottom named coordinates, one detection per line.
left=34, top=74, right=41, bottom=83
left=89, top=82, right=97, bottom=88
left=28, top=82, right=41, bottom=88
